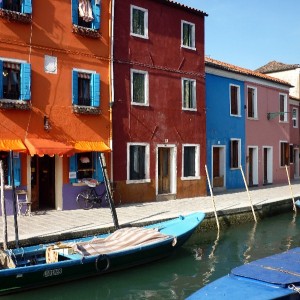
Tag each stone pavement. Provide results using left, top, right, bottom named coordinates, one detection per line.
left=2, top=182, right=300, bottom=245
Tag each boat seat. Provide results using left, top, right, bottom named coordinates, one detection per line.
left=16, top=190, right=31, bottom=216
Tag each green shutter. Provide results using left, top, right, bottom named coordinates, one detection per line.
left=72, top=70, right=78, bottom=105
left=20, top=63, right=31, bottom=100
left=69, top=155, right=77, bottom=184
left=91, top=73, right=100, bottom=107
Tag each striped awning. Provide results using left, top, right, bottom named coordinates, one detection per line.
left=0, top=139, right=27, bottom=152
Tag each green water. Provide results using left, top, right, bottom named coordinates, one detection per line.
left=4, top=212, right=300, bottom=300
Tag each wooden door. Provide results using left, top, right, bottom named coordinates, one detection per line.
left=158, top=148, right=170, bottom=194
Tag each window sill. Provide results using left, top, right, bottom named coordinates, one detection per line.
left=72, top=24, right=100, bottom=39
left=0, top=9, right=31, bottom=24
left=181, top=176, right=200, bottom=181
left=130, top=32, right=149, bottom=39
left=73, top=105, right=101, bottom=115
left=0, top=99, right=31, bottom=110
left=126, top=179, right=151, bottom=184
left=181, top=45, right=196, bottom=51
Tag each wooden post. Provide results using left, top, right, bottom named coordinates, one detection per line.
left=285, top=165, right=296, bottom=211
left=205, top=165, right=220, bottom=231
left=240, top=165, right=257, bottom=223
left=0, top=161, right=8, bottom=250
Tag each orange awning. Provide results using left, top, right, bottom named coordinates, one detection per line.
left=25, top=138, right=74, bottom=157
left=0, top=139, right=27, bottom=152
left=74, top=141, right=111, bottom=152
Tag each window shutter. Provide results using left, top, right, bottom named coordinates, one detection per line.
left=94, top=152, right=104, bottom=182
left=13, top=155, right=21, bottom=186
left=20, top=63, right=31, bottom=101
left=0, top=61, right=3, bottom=98
left=72, top=70, right=79, bottom=105
left=0, top=1, right=2, bottom=8
left=69, top=155, right=77, bottom=183
left=22, top=0, right=32, bottom=14
left=72, top=0, right=78, bottom=25
left=91, top=73, right=100, bottom=107
left=91, top=0, right=100, bottom=30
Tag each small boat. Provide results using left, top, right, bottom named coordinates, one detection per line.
left=0, top=211, right=205, bottom=295
left=186, top=247, right=300, bottom=299
left=295, top=199, right=300, bottom=208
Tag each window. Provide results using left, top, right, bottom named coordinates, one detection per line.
left=0, top=0, right=32, bottom=14
left=130, top=5, right=148, bottom=38
left=0, top=151, right=21, bottom=186
left=230, top=84, right=240, bottom=116
left=290, top=144, right=294, bottom=164
left=280, top=141, right=289, bottom=167
left=72, top=0, right=100, bottom=30
left=292, top=108, right=298, bottom=128
left=72, top=70, right=100, bottom=107
left=69, top=152, right=103, bottom=183
left=127, top=143, right=149, bottom=182
left=0, top=61, right=31, bottom=101
left=230, top=139, right=241, bottom=169
left=131, top=69, right=149, bottom=105
left=182, top=145, right=200, bottom=179
left=182, top=78, right=196, bottom=110
left=247, top=87, right=257, bottom=118
left=279, top=93, right=287, bottom=122
left=181, top=21, right=195, bottom=49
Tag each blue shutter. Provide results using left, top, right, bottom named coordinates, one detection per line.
left=20, top=63, right=31, bottom=101
left=91, top=73, right=100, bottom=107
left=72, top=70, right=78, bottom=105
left=22, top=0, right=32, bottom=14
left=72, top=0, right=78, bottom=25
left=91, top=0, right=100, bottom=30
left=0, top=1, right=2, bottom=8
left=94, top=152, right=104, bottom=182
left=69, top=155, right=77, bottom=184
left=14, top=155, right=21, bottom=186
left=0, top=61, right=3, bottom=98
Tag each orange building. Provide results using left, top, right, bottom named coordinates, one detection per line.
left=0, top=0, right=112, bottom=213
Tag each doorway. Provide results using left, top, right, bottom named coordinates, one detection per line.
left=31, top=155, right=55, bottom=209
left=212, top=146, right=225, bottom=188
left=294, top=148, right=299, bottom=178
left=248, top=146, right=258, bottom=186
left=263, top=147, right=273, bottom=185
left=158, top=148, right=171, bottom=194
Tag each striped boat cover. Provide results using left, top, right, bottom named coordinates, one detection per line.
left=73, top=227, right=174, bottom=257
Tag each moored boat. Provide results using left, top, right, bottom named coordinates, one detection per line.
left=0, top=211, right=205, bottom=295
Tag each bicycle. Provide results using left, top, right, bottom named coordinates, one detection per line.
left=76, top=179, right=107, bottom=210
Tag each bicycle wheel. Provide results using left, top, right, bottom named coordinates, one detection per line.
left=76, top=193, right=93, bottom=210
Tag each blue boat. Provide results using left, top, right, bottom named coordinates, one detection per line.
left=187, top=247, right=300, bottom=299
left=296, top=199, right=300, bottom=208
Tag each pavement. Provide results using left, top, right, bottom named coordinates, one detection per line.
left=2, top=181, right=300, bottom=245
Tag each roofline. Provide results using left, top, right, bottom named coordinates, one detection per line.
left=261, top=65, right=300, bottom=74
left=158, top=0, right=208, bottom=16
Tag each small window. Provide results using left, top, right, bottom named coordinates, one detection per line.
left=0, top=0, right=32, bottom=14
left=292, top=108, right=298, bottom=128
left=182, top=78, right=196, bottom=110
left=182, top=145, right=200, bottom=178
left=131, top=69, right=148, bottom=105
left=72, top=70, right=100, bottom=107
left=128, top=144, right=149, bottom=181
left=72, top=0, right=101, bottom=30
left=230, top=84, right=240, bottom=116
left=279, top=94, right=287, bottom=122
left=230, top=139, right=240, bottom=169
left=130, top=5, right=148, bottom=38
left=0, top=61, right=31, bottom=101
left=280, top=141, right=289, bottom=167
left=181, top=21, right=195, bottom=49
left=247, top=87, right=257, bottom=118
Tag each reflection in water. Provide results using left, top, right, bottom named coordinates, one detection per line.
left=2, top=212, right=300, bottom=300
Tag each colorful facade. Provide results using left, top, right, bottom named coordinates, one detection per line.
left=112, top=0, right=207, bottom=203
left=0, top=0, right=112, bottom=214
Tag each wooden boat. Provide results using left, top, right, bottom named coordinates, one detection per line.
left=0, top=211, right=205, bottom=295
left=186, top=247, right=300, bottom=299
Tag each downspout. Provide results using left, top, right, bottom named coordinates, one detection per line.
left=110, top=0, right=115, bottom=183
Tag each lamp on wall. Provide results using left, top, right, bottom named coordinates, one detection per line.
left=44, top=116, right=51, bottom=132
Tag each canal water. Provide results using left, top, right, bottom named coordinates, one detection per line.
left=3, top=211, right=300, bottom=300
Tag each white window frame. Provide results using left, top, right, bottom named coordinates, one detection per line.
left=126, top=142, right=150, bottom=184
left=181, top=20, right=196, bottom=50
left=181, top=144, right=200, bottom=180
left=279, top=140, right=289, bottom=167
left=279, top=93, right=288, bottom=122
left=130, top=69, right=149, bottom=106
left=229, top=84, right=241, bottom=117
left=292, top=107, right=298, bottom=128
left=130, top=5, right=148, bottom=39
left=247, top=86, right=258, bottom=119
left=230, top=138, right=241, bottom=169
left=182, top=77, right=196, bottom=111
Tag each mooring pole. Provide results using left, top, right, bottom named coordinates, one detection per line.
left=205, top=165, right=220, bottom=231
left=240, top=165, right=257, bottom=223
left=285, top=165, right=296, bottom=211
left=0, top=161, right=8, bottom=250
